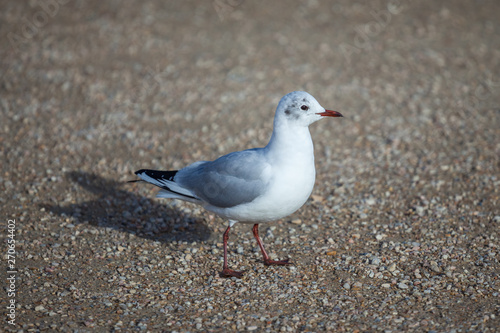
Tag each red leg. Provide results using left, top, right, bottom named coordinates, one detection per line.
left=220, top=225, right=244, bottom=278
left=252, top=224, right=292, bottom=266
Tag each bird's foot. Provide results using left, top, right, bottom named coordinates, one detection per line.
left=264, top=258, right=292, bottom=266
left=220, top=268, right=245, bottom=278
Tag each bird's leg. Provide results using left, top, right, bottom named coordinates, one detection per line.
left=220, top=225, right=244, bottom=278
left=252, top=224, right=292, bottom=266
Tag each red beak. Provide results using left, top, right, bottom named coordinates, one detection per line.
left=317, top=109, right=343, bottom=117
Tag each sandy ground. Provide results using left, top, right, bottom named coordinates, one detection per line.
left=1, top=0, right=499, bottom=332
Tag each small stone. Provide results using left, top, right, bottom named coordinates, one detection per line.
left=343, top=283, right=351, bottom=290
left=398, top=283, right=409, bottom=289
left=365, top=198, right=376, bottom=205
left=430, top=261, right=441, bottom=273
left=311, top=194, right=324, bottom=203
left=388, top=263, right=396, bottom=272
left=35, top=305, right=46, bottom=312
left=381, top=283, right=391, bottom=288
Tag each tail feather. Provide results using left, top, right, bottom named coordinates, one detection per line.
left=133, top=169, right=200, bottom=202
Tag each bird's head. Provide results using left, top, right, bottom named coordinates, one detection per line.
left=275, top=91, right=343, bottom=127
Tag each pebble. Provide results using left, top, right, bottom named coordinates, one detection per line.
left=430, top=261, right=442, bottom=273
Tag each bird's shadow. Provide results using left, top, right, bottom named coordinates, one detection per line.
left=42, top=171, right=212, bottom=243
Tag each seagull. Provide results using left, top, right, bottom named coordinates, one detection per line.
left=130, top=91, right=343, bottom=278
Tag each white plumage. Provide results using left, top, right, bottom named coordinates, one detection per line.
left=132, top=91, right=343, bottom=277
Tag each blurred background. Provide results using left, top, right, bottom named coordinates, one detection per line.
left=2, top=1, right=499, bottom=182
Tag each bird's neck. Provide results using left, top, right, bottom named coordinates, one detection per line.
left=265, top=121, right=314, bottom=163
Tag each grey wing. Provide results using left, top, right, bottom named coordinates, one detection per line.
left=175, top=149, right=272, bottom=208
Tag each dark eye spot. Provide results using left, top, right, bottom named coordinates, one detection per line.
left=301, top=105, right=309, bottom=111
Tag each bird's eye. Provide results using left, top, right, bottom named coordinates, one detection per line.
left=300, top=105, right=309, bottom=111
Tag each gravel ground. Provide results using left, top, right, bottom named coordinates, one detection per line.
left=1, top=1, right=500, bottom=332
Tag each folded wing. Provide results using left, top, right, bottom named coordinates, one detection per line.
left=176, top=148, right=272, bottom=208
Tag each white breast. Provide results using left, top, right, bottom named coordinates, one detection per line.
left=207, top=145, right=316, bottom=223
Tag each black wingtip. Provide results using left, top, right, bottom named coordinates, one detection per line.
left=135, top=169, right=146, bottom=176
left=134, top=169, right=179, bottom=181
